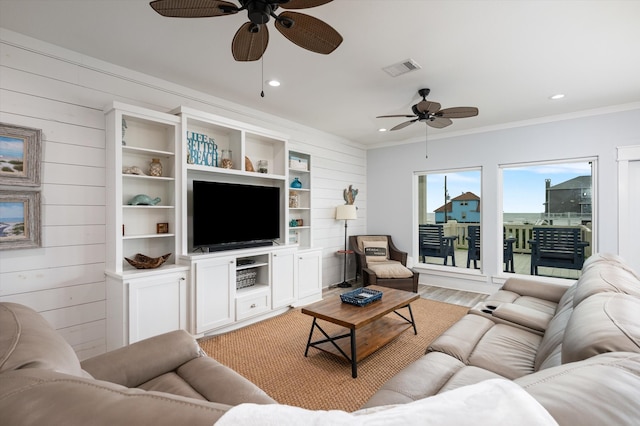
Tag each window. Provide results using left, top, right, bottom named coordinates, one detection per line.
left=502, top=160, right=594, bottom=279
left=417, top=169, right=481, bottom=269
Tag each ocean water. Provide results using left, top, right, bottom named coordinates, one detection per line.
left=0, top=217, right=23, bottom=223
left=425, top=212, right=577, bottom=224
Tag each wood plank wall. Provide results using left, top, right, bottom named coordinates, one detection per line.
left=0, top=30, right=366, bottom=359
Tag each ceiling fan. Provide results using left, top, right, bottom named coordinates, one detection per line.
left=149, top=0, right=343, bottom=61
left=377, top=88, right=479, bottom=131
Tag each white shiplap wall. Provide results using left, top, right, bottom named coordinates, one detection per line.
left=0, top=28, right=366, bottom=359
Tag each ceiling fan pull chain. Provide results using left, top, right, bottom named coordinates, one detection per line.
left=260, top=29, right=265, bottom=98
left=425, top=125, right=429, bottom=158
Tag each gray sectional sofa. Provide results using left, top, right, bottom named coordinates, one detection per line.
left=362, top=253, right=640, bottom=424
left=1, top=253, right=639, bottom=425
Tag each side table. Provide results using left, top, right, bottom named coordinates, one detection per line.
left=337, top=249, right=354, bottom=288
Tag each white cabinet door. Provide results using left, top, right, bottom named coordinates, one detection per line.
left=128, top=271, right=187, bottom=344
left=195, top=256, right=235, bottom=333
left=297, top=249, right=323, bottom=301
left=272, top=248, right=296, bottom=308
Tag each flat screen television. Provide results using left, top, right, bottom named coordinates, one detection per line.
left=192, top=180, right=280, bottom=251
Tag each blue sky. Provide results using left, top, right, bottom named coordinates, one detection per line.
left=0, top=202, right=25, bottom=221
left=424, top=162, right=592, bottom=213
left=0, top=135, right=24, bottom=158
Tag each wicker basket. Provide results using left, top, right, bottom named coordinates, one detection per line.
left=340, top=287, right=383, bottom=307
left=236, top=269, right=257, bottom=289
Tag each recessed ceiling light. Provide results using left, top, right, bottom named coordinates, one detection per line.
left=378, top=128, right=387, bottom=132
left=549, top=93, right=565, bottom=100
left=267, top=80, right=281, bottom=87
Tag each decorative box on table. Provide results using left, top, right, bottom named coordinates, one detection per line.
left=340, top=288, right=383, bottom=307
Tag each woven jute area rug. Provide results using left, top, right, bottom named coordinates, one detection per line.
left=199, top=297, right=467, bottom=412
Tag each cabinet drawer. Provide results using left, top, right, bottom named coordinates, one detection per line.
left=236, top=291, right=270, bottom=321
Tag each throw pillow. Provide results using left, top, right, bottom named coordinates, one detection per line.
left=362, top=240, right=389, bottom=263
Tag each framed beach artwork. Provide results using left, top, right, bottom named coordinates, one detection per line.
left=0, top=190, right=41, bottom=250
left=0, top=123, right=42, bottom=187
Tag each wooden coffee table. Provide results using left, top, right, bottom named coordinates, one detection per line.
left=301, top=285, right=419, bottom=378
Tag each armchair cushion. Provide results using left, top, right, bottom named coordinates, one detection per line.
left=368, top=261, right=414, bottom=279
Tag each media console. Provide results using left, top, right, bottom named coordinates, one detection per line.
left=181, top=245, right=323, bottom=336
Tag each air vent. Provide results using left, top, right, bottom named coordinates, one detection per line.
left=382, top=59, right=422, bottom=77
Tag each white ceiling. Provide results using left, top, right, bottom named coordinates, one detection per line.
left=1, top=0, right=639, bottom=147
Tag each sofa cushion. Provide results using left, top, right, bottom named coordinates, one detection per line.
left=362, top=240, right=390, bottom=263
left=517, top=352, right=640, bottom=426
left=367, top=261, right=413, bottom=278
left=467, top=324, right=542, bottom=379
left=361, top=351, right=505, bottom=408
left=428, top=314, right=543, bottom=380
left=217, top=379, right=557, bottom=426
left=0, top=302, right=83, bottom=376
left=572, top=263, right=640, bottom=308
left=561, top=293, right=640, bottom=364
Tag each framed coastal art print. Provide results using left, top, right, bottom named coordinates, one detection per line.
left=0, top=190, right=41, bottom=250
left=0, top=123, right=42, bottom=187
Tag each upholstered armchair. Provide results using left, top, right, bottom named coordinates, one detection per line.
left=349, top=235, right=419, bottom=293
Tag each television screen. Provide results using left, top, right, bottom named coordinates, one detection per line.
left=192, top=180, right=280, bottom=250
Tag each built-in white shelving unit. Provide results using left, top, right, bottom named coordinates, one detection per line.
left=105, top=102, right=323, bottom=345
left=288, top=151, right=312, bottom=248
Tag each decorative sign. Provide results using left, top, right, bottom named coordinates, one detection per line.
left=187, top=131, right=218, bottom=167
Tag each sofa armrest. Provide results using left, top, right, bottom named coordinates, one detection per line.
left=501, top=277, right=571, bottom=303
left=0, top=369, right=229, bottom=426
left=492, top=304, right=554, bottom=333
left=81, top=330, right=201, bottom=388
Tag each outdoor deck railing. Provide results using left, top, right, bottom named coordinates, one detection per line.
left=435, top=222, right=592, bottom=258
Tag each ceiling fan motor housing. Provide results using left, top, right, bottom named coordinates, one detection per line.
left=246, top=1, right=275, bottom=24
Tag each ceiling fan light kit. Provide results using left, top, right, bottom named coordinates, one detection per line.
left=150, top=0, right=343, bottom=61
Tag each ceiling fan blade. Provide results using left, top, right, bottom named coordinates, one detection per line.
left=275, top=11, right=343, bottom=54
left=280, top=0, right=333, bottom=9
left=377, top=114, right=417, bottom=118
left=427, top=117, right=453, bottom=129
left=437, top=107, right=479, bottom=119
left=150, top=0, right=238, bottom=17
left=390, top=120, right=418, bottom=131
left=415, top=100, right=441, bottom=114
left=232, top=22, right=269, bottom=61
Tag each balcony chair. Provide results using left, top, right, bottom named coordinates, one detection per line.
left=418, top=224, right=457, bottom=266
left=528, top=227, right=589, bottom=275
left=349, top=235, right=418, bottom=293
left=466, top=225, right=516, bottom=272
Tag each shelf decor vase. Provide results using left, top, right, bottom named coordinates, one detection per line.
left=291, top=177, right=302, bottom=188
left=289, top=191, right=299, bottom=208
left=149, top=158, right=163, bottom=177
left=221, top=150, right=233, bottom=169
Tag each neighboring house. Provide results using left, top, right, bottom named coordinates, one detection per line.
left=544, top=176, right=592, bottom=215
left=434, top=192, right=480, bottom=223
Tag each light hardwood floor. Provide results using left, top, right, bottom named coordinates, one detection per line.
left=323, top=280, right=487, bottom=308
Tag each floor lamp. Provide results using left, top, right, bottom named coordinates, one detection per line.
left=336, top=204, right=357, bottom=288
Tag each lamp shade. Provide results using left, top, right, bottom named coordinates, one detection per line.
left=336, top=204, right=357, bottom=220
